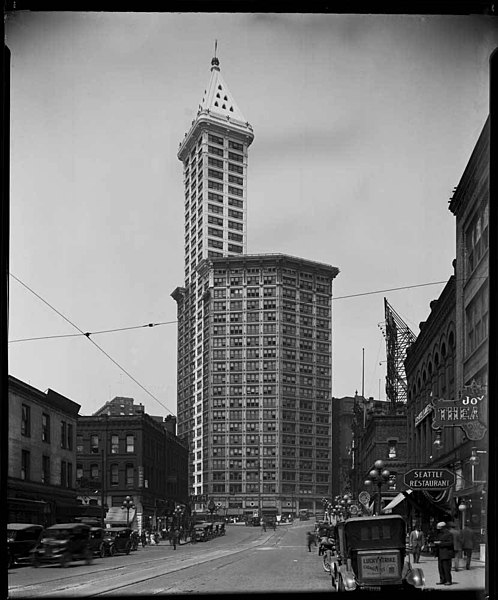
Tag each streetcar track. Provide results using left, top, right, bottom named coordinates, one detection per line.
left=9, top=535, right=276, bottom=597
left=88, top=541, right=266, bottom=596
left=9, top=529, right=288, bottom=597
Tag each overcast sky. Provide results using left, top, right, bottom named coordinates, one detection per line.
left=6, top=12, right=497, bottom=418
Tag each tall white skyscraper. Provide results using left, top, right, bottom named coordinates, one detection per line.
left=173, top=56, right=339, bottom=518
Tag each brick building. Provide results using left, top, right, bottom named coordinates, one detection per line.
left=76, top=397, right=188, bottom=531
left=447, top=117, right=489, bottom=538
left=331, top=396, right=355, bottom=499
left=351, top=396, right=407, bottom=513
left=8, top=375, right=81, bottom=525
left=404, top=273, right=458, bottom=528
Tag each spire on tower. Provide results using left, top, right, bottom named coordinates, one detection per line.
left=211, top=40, right=220, bottom=70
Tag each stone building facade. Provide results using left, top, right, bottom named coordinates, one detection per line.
left=76, top=397, right=188, bottom=531
left=173, top=253, right=339, bottom=517
left=8, top=375, right=81, bottom=525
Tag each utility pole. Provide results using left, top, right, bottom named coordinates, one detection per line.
left=361, top=348, right=365, bottom=398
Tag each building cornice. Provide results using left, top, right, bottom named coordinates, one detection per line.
left=178, top=112, right=254, bottom=162
left=405, top=275, right=456, bottom=371
left=448, top=116, right=489, bottom=217
left=198, top=252, right=340, bottom=280
left=9, top=375, right=81, bottom=415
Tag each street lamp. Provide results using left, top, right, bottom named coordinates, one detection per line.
left=364, top=460, right=391, bottom=515
left=433, top=429, right=443, bottom=449
left=122, top=495, right=135, bottom=528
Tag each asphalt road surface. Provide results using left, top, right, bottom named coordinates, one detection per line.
left=8, top=521, right=332, bottom=596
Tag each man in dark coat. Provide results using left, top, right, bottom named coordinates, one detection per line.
left=461, top=526, right=474, bottom=569
left=434, top=522, right=454, bottom=585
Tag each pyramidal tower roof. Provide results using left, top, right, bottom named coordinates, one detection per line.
left=198, top=57, right=248, bottom=123
left=178, top=54, right=254, bottom=160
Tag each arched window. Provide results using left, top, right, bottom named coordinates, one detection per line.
left=448, top=331, right=455, bottom=350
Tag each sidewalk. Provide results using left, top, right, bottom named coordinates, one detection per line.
left=411, top=552, right=485, bottom=592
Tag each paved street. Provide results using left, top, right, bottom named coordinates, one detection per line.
left=7, top=521, right=486, bottom=596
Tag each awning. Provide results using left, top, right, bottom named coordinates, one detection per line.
left=105, top=507, right=137, bottom=526
left=382, top=489, right=412, bottom=512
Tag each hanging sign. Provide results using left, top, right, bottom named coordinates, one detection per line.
left=431, top=381, right=487, bottom=441
left=358, top=491, right=370, bottom=506
left=404, top=468, right=455, bottom=490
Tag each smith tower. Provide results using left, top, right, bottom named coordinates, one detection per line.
left=173, top=56, right=255, bottom=499
left=173, top=55, right=339, bottom=517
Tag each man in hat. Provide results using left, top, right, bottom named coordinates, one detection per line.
left=409, top=524, right=425, bottom=564
left=434, top=522, right=454, bottom=586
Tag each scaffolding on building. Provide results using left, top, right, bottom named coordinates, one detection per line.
left=380, top=298, right=417, bottom=411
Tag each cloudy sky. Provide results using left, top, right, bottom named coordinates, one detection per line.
left=6, top=12, right=497, bottom=417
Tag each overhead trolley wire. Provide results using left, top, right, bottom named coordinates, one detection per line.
left=9, top=273, right=175, bottom=416
left=9, top=320, right=178, bottom=344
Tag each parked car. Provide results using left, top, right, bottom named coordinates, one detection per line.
left=103, top=527, right=133, bottom=556
left=7, top=523, right=44, bottom=569
left=31, top=523, right=92, bottom=568
left=193, top=522, right=212, bottom=542
left=89, top=527, right=106, bottom=558
left=331, top=515, right=424, bottom=592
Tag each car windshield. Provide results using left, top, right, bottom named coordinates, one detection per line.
left=44, top=529, right=73, bottom=540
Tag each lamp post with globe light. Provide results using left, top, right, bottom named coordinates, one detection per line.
left=121, top=495, right=135, bottom=528
left=364, top=460, right=391, bottom=515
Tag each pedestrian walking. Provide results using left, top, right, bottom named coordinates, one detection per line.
left=434, top=521, right=454, bottom=586
left=409, top=524, right=425, bottom=564
left=448, top=523, right=463, bottom=571
left=172, top=528, right=179, bottom=550
left=461, top=526, right=475, bottom=570
left=306, top=531, right=316, bottom=552
left=140, top=530, right=147, bottom=548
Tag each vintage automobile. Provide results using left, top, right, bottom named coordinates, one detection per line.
left=88, top=527, right=106, bottom=558
left=103, top=527, right=133, bottom=556
left=193, top=522, right=213, bottom=542
left=213, top=522, right=226, bottom=537
left=31, top=523, right=92, bottom=568
left=7, top=523, right=44, bottom=569
left=331, top=515, right=424, bottom=592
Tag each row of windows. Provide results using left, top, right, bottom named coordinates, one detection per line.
left=207, top=134, right=244, bottom=152
left=82, top=434, right=135, bottom=454
left=208, top=239, right=243, bottom=253
left=20, top=449, right=73, bottom=487
left=77, top=463, right=135, bottom=487
left=21, top=405, right=73, bottom=449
